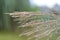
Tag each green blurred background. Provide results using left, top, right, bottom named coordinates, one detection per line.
left=0, top=0, right=40, bottom=40
left=0, top=0, right=40, bottom=31
left=0, top=0, right=58, bottom=40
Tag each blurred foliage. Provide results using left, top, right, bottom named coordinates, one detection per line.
left=30, top=6, right=40, bottom=12
left=15, top=0, right=31, bottom=12
left=0, top=0, right=40, bottom=31
left=0, top=0, right=60, bottom=40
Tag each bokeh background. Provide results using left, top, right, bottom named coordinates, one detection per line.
left=0, top=0, right=60, bottom=40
